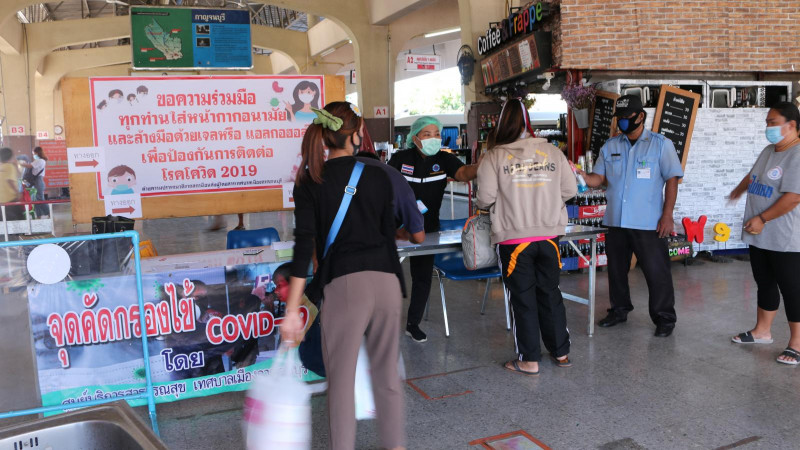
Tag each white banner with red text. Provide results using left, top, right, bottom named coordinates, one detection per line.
left=90, top=75, right=325, bottom=198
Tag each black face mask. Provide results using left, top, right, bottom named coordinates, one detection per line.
left=618, top=113, right=643, bottom=134
left=351, top=132, right=363, bottom=156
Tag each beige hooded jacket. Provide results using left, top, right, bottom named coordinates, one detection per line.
left=476, top=137, right=578, bottom=244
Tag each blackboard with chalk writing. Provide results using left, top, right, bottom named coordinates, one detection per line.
left=587, top=90, right=619, bottom=159
left=652, top=85, right=701, bottom=170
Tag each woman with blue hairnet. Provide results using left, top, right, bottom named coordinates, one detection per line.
left=389, top=116, right=482, bottom=342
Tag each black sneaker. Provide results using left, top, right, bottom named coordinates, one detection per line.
left=406, top=324, right=427, bottom=342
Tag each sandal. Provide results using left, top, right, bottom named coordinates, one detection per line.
left=504, top=360, right=539, bottom=376
left=732, top=331, right=773, bottom=344
left=776, top=347, right=800, bottom=366
left=551, top=355, right=572, bottom=368
left=232, top=224, right=245, bottom=230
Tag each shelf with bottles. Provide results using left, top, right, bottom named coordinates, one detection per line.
left=567, top=189, right=607, bottom=220
left=559, top=240, right=608, bottom=271
left=479, top=113, right=500, bottom=130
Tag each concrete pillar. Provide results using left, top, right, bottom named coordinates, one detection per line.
left=458, top=0, right=504, bottom=104
left=0, top=52, right=33, bottom=136
left=351, top=27, right=391, bottom=141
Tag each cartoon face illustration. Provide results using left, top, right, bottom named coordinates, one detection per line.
left=109, top=89, right=124, bottom=104
left=107, top=165, right=136, bottom=195
left=284, top=81, right=321, bottom=122
left=127, top=94, right=138, bottom=105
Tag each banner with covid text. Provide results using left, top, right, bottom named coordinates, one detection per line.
left=89, top=75, right=325, bottom=198
left=29, top=261, right=320, bottom=409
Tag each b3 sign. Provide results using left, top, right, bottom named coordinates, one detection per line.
left=406, top=54, right=441, bottom=72
left=9, top=125, right=25, bottom=136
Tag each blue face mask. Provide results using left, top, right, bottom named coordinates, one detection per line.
left=114, top=184, right=129, bottom=191
left=765, top=126, right=784, bottom=144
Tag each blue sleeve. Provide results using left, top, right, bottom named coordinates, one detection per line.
left=441, top=152, right=465, bottom=178
left=593, top=142, right=608, bottom=177
left=659, top=138, right=684, bottom=180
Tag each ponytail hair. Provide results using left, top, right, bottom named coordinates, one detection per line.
left=490, top=98, right=533, bottom=150
left=296, top=101, right=363, bottom=185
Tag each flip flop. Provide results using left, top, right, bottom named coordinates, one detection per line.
left=551, top=354, right=572, bottom=368
left=776, top=347, right=800, bottom=366
left=504, top=360, right=539, bottom=376
left=732, top=331, right=773, bottom=344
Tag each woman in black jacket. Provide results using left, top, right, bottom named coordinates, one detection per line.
left=281, top=102, right=406, bottom=450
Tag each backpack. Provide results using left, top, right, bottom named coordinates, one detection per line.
left=22, top=167, right=38, bottom=187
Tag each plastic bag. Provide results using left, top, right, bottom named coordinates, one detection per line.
left=243, top=347, right=311, bottom=450
left=354, top=340, right=406, bottom=421
left=354, top=341, right=376, bottom=420
left=462, top=212, right=497, bottom=270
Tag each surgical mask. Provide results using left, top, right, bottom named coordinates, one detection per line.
left=765, top=125, right=784, bottom=144
left=618, top=115, right=642, bottom=134
left=115, top=184, right=129, bottom=191
left=298, top=93, right=315, bottom=104
left=417, top=138, right=441, bottom=156
left=33, top=155, right=40, bottom=160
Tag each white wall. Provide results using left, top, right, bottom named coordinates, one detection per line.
left=643, top=107, right=768, bottom=252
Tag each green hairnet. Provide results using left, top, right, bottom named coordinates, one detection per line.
left=405, top=116, right=443, bottom=148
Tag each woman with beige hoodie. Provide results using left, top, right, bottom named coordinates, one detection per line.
left=477, top=99, right=578, bottom=376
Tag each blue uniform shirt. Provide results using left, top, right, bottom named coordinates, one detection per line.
left=593, top=129, right=684, bottom=230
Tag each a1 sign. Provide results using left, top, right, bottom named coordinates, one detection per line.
left=373, top=106, right=389, bottom=118
left=36, top=130, right=50, bottom=140
left=9, top=125, right=25, bottom=136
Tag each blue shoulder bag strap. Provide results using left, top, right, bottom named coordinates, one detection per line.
left=323, top=161, right=365, bottom=258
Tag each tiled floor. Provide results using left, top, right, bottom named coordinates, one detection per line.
left=8, top=206, right=800, bottom=449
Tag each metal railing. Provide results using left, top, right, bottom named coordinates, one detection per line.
left=0, top=230, right=159, bottom=436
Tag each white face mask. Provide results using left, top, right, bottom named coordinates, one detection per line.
left=298, top=93, right=315, bottom=104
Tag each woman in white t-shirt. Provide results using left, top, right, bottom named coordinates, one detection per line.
left=19, top=147, right=48, bottom=217
left=729, top=102, right=800, bottom=365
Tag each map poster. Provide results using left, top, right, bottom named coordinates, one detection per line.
left=131, top=7, right=252, bottom=70
left=90, top=75, right=325, bottom=198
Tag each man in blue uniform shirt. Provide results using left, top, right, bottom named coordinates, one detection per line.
left=579, top=95, right=684, bottom=337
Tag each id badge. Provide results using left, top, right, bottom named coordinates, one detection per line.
left=637, top=168, right=651, bottom=179
left=416, top=200, right=428, bottom=214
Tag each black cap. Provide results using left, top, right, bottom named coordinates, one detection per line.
left=614, top=94, right=644, bottom=117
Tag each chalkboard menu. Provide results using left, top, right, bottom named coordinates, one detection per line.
left=652, top=85, right=701, bottom=169
left=587, top=91, right=619, bottom=158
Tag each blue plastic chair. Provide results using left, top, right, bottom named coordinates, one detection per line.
left=431, top=219, right=511, bottom=337
left=226, top=227, right=281, bottom=249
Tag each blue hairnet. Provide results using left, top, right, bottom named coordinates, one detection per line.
left=405, top=116, right=443, bottom=148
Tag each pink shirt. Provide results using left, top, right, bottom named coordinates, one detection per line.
left=499, top=236, right=557, bottom=245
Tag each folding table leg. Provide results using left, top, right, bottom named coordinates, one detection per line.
left=436, top=271, right=450, bottom=337
left=480, top=278, right=491, bottom=315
